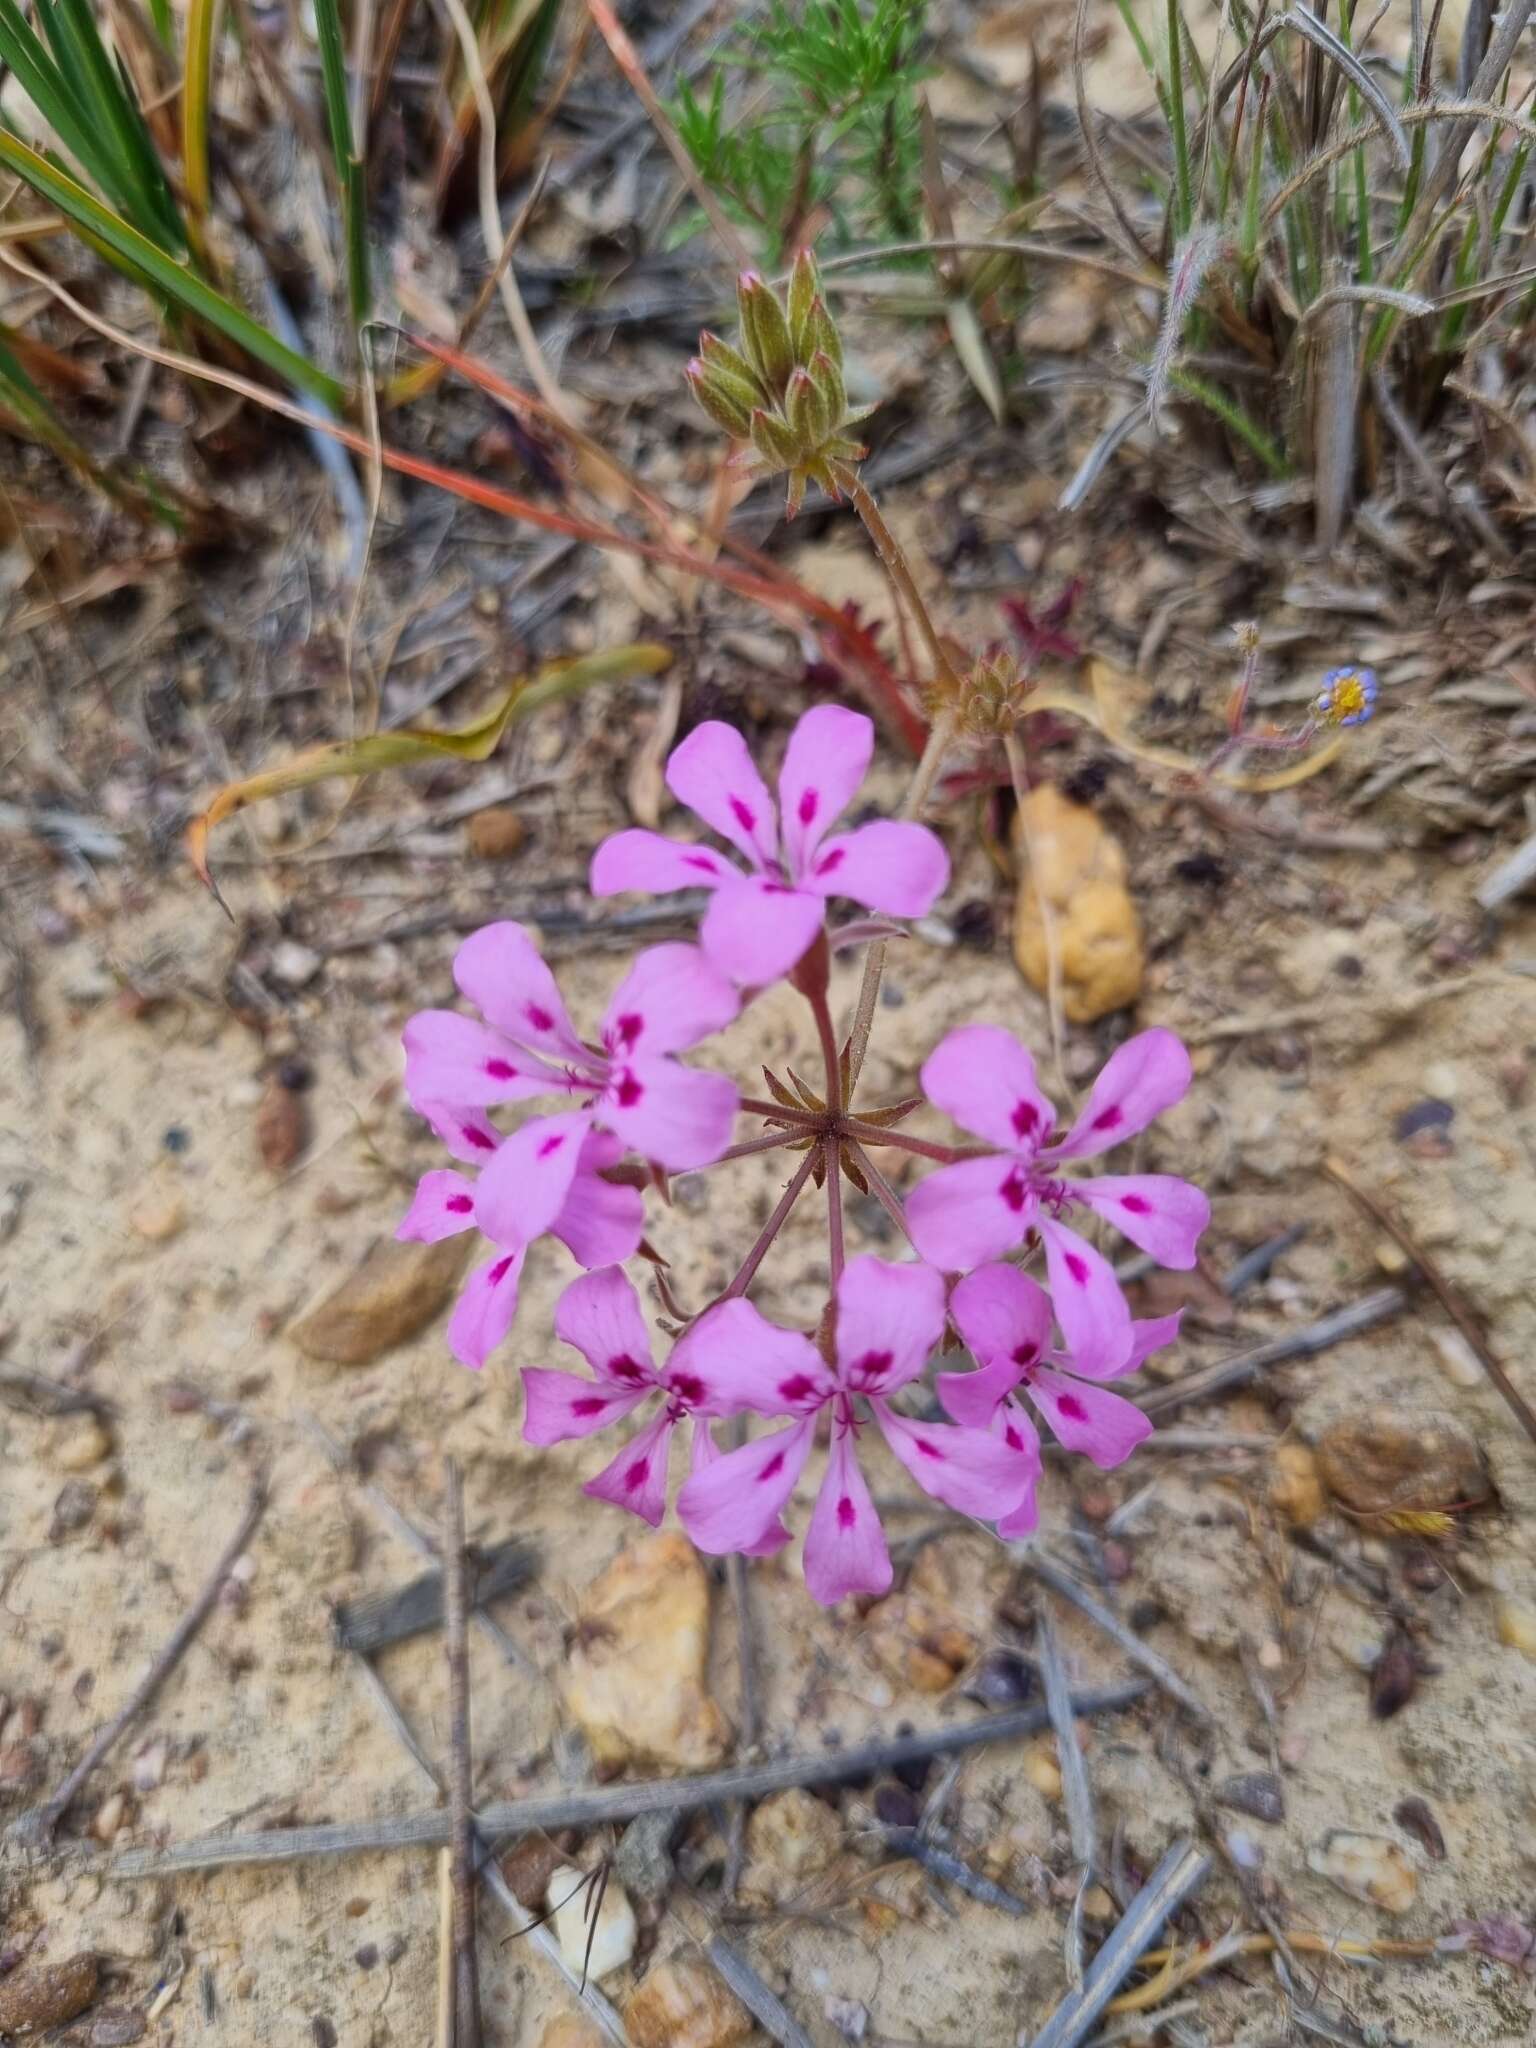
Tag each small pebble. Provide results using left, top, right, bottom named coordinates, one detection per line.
left=51, top=1479, right=98, bottom=1537
left=545, top=1865, right=636, bottom=1981
left=1394, top=1098, right=1454, bottom=1141
left=964, top=1650, right=1035, bottom=1708
left=51, top=1415, right=113, bottom=1472
left=128, top=1189, right=185, bottom=1243
left=270, top=941, right=322, bottom=989
left=1495, top=1597, right=1536, bottom=1662
left=91, top=1790, right=130, bottom=1842
left=0, top=1955, right=100, bottom=2033
left=1216, top=1771, right=1286, bottom=1824
left=1393, top=1796, right=1447, bottom=1861
left=1307, top=1830, right=1417, bottom=1913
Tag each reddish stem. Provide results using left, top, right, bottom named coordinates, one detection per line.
left=720, top=1149, right=818, bottom=1300
left=842, top=1118, right=983, bottom=1164
left=824, top=1135, right=846, bottom=1283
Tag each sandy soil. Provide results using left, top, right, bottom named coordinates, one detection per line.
left=4, top=636, right=1536, bottom=2048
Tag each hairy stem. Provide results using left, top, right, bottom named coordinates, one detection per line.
left=846, top=703, right=960, bottom=1088
left=807, top=983, right=843, bottom=1119
left=707, top=1131, right=809, bottom=1167
left=736, top=1095, right=824, bottom=1129
left=1004, top=726, right=1067, bottom=1094
left=721, top=1149, right=818, bottom=1300
left=843, top=1119, right=983, bottom=1164
left=824, top=1135, right=846, bottom=1283
left=842, top=472, right=960, bottom=696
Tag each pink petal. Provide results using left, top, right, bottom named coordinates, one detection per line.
left=666, top=720, right=779, bottom=868
left=583, top=1408, right=677, bottom=1526
left=778, top=703, right=872, bottom=873
left=1026, top=1367, right=1152, bottom=1468
left=550, top=1154, right=645, bottom=1269
left=553, top=1265, right=656, bottom=1385
left=872, top=1404, right=1039, bottom=1521
left=689, top=1424, right=795, bottom=1554
left=905, top=1155, right=1034, bottom=1270
left=993, top=1401, right=1044, bottom=1538
left=935, top=1349, right=1023, bottom=1428
left=396, top=1168, right=479, bottom=1243
left=1043, top=1028, right=1193, bottom=1161
left=600, top=943, right=739, bottom=1057
left=417, top=1101, right=504, bottom=1165
left=600, top=1055, right=738, bottom=1171
left=667, top=1300, right=831, bottom=1416
left=803, top=1426, right=891, bottom=1605
left=699, top=873, right=826, bottom=986
left=1127, top=1311, right=1183, bottom=1369
left=834, top=1255, right=946, bottom=1396
left=453, top=921, right=587, bottom=1065
left=447, top=1247, right=525, bottom=1369
left=920, top=1025, right=1056, bottom=1151
left=589, top=827, right=737, bottom=897
left=678, top=1417, right=817, bottom=1554
left=520, top=1368, right=648, bottom=1445
left=474, top=1109, right=592, bottom=1245
left=403, top=1011, right=573, bottom=1109
left=949, top=1263, right=1053, bottom=1372
left=1070, top=1174, right=1210, bottom=1270
left=802, top=820, right=950, bottom=918
left=1038, top=1216, right=1133, bottom=1378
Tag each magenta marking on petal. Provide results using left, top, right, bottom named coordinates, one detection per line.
left=1064, top=1252, right=1090, bottom=1285
left=729, top=796, right=757, bottom=834
left=537, top=1131, right=566, bottom=1159
left=761, top=881, right=792, bottom=896
left=485, top=1058, right=517, bottom=1081
left=849, top=1348, right=894, bottom=1389
left=1121, top=1193, right=1152, bottom=1214
left=1012, top=1342, right=1038, bottom=1367
left=813, top=847, right=844, bottom=876
left=912, top=1436, right=942, bottom=1460
left=1057, top=1392, right=1087, bottom=1421
left=609, top=1354, right=647, bottom=1383
left=614, top=1071, right=643, bottom=1109
left=1093, top=1105, right=1124, bottom=1132
left=778, top=1374, right=818, bottom=1404
left=836, top=1495, right=856, bottom=1529
left=489, top=1254, right=516, bottom=1285
left=669, top=1372, right=704, bottom=1405
left=623, top=1458, right=650, bottom=1493
left=572, top=1397, right=606, bottom=1416
left=1005, top=1422, right=1025, bottom=1450
left=759, top=1451, right=786, bottom=1483
left=1001, top=1170, right=1029, bottom=1213
left=527, top=1004, right=555, bottom=1032
left=613, top=1012, right=643, bottom=1048
left=798, top=789, right=818, bottom=824
left=463, top=1125, right=496, bottom=1151
left=1011, top=1100, right=1040, bottom=1140
left=446, top=1194, right=473, bottom=1214
left=684, top=853, right=719, bottom=874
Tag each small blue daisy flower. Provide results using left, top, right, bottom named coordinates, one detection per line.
left=1312, top=665, right=1378, bottom=728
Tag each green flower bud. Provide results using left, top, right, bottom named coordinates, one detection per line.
left=737, top=271, right=795, bottom=396
left=785, top=366, right=829, bottom=450
left=806, top=298, right=843, bottom=372
left=748, top=406, right=799, bottom=469
left=786, top=248, right=820, bottom=356
left=687, top=360, right=753, bottom=438
left=699, top=330, right=766, bottom=401
left=808, top=347, right=844, bottom=424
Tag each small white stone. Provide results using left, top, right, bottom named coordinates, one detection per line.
left=1429, top=1327, right=1484, bottom=1390
left=269, top=941, right=322, bottom=988
left=546, top=1865, right=636, bottom=1982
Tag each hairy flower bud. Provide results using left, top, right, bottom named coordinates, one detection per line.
left=955, top=648, right=1034, bottom=739
left=686, top=253, right=876, bottom=516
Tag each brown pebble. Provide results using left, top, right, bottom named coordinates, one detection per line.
left=1369, top=1630, right=1419, bottom=1719
left=466, top=807, right=528, bottom=860
left=89, top=2012, right=146, bottom=2046
left=1316, top=1408, right=1489, bottom=1516
left=501, top=1833, right=569, bottom=1910
left=256, top=1073, right=309, bottom=1172
left=1216, top=1771, right=1286, bottom=1824
left=0, top=1954, right=100, bottom=2033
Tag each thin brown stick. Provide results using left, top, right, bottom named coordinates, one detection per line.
left=443, top=1460, right=482, bottom=2048
left=1025, top=1554, right=1214, bottom=1724
left=1137, top=1287, right=1405, bottom=1417
left=15, top=1475, right=267, bottom=1847
left=1323, top=1156, right=1536, bottom=1447
left=436, top=1849, right=456, bottom=2048
left=1036, top=1605, right=1096, bottom=1875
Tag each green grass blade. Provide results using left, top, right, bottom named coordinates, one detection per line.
left=182, top=0, right=218, bottom=215
left=46, top=0, right=185, bottom=248
left=0, top=134, right=346, bottom=405
left=1168, top=364, right=1289, bottom=474
left=311, top=0, right=369, bottom=327
left=1165, top=0, right=1192, bottom=234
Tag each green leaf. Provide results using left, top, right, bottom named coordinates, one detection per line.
left=0, top=134, right=346, bottom=406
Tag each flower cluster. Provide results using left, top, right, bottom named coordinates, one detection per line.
left=396, top=695, right=1210, bottom=1603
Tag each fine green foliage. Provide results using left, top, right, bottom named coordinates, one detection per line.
left=673, top=0, right=932, bottom=261
left=311, top=0, right=371, bottom=330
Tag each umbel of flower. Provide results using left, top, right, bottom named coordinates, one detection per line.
left=686, top=251, right=876, bottom=517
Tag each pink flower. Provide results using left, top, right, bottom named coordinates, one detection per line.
left=676, top=1256, right=1035, bottom=1604
left=905, top=1027, right=1209, bottom=1374
left=403, top=923, right=741, bottom=1254
left=398, top=1106, right=643, bottom=1369
left=589, top=705, right=950, bottom=985
left=939, top=1265, right=1180, bottom=1516
left=523, top=1266, right=813, bottom=1530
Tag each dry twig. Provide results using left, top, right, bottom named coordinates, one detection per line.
left=443, top=1461, right=482, bottom=2048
